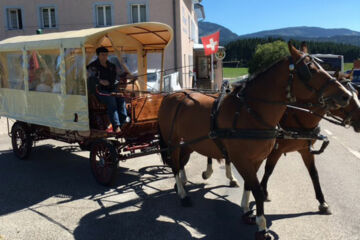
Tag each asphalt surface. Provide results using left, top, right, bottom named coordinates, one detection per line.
left=0, top=120, right=359, bottom=240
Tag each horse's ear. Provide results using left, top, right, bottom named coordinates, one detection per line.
left=300, top=41, right=308, bottom=53
left=288, top=41, right=301, bottom=62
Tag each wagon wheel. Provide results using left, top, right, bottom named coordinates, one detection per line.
left=90, top=139, right=118, bottom=186
left=78, top=141, right=92, bottom=151
left=11, top=122, right=33, bottom=160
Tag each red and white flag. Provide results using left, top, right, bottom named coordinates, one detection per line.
left=201, top=31, right=220, bottom=56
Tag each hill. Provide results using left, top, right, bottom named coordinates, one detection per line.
left=198, top=21, right=238, bottom=44
left=198, top=22, right=360, bottom=46
left=239, top=26, right=360, bottom=39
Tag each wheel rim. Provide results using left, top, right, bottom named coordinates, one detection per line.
left=91, top=143, right=116, bottom=184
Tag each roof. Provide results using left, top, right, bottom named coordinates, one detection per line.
left=0, top=22, right=173, bottom=52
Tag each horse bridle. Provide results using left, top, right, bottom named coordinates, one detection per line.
left=287, top=54, right=340, bottom=108
left=326, top=80, right=360, bottom=127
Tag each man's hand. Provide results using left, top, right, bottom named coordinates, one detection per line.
left=99, top=79, right=110, bottom=86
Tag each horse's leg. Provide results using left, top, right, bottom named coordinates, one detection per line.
left=260, top=149, right=283, bottom=202
left=241, top=181, right=255, bottom=224
left=242, top=170, right=271, bottom=240
left=299, top=149, right=331, bottom=215
left=225, top=158, right=239, bottom=187
left=172, top=146, right=192, bottom=207
left=202, top=157, right=214, bottom=180
left=179, top=148, right=191, bottom=186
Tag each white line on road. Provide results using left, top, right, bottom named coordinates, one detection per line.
left=324, top=129, right=333, bottom=135
left=346, top=147, right=360, bottom=159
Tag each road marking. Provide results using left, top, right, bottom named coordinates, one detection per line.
left=324, top=129, right=333, bottom=135
left=346, top=147, right=360, bottom=159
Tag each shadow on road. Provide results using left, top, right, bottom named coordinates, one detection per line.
left=0, top=143, right=150, bottom=216
left=0, top=143, right=320, bottom=240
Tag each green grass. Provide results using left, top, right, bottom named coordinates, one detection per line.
left=223, top=67, right=248, bottom=78
left=344, top=62, right=354, bottom=72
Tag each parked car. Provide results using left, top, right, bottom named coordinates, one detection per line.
left=311, top=54, right=344, bottom=75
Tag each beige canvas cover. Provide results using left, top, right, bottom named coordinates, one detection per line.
left=0, top=22, right=173, bottom=131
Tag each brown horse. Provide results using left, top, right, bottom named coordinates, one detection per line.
left=259, top=70, right=360, bottom=213
left=158, top=42, right=351, bottom=240
left=202, top=70, right=360, bottom=217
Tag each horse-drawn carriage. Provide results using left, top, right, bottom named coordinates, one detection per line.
left=0, top=22, right=173, bottom=186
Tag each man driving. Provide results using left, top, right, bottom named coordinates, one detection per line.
left=87, top=47, right=127, bottom=133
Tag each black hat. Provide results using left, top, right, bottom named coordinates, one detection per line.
left=96, top=46, right=109, bottom=55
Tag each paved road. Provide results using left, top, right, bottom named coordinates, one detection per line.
left=0, top=121, right=359, bottom=240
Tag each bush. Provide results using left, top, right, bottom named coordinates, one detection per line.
left=248, top=40, right=289, bottom=74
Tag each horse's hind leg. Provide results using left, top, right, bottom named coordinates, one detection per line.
left=202, top=157, right=214, bottom=180
left=202, top=158, right=239, bottom=187
left=260, top=149, right=283, bottom=201
left=225, top=158, right=239, bottom=187
left=299, top=149, right=331, bottom=215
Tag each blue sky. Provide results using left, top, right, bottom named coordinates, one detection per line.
left=201, top=0, right=360, bottom=35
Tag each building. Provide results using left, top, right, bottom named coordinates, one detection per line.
left=0, top=0, right=206, bottom=88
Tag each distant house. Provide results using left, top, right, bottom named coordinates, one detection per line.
left=0, top=0, right=206, bottom=88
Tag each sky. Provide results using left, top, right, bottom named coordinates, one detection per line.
left=201, top=0, right=360, bottom=35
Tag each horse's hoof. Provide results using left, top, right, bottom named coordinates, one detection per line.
left=319, top=203, right=332, bottom=215
left=202, top=171, right=209, bottom=180
left=255, top=230, right=272, bottom=240
left=181, top=196, right=192, bottom=207
left=229, top=180, right=240, bottom=188
left=242, top=211, right=256, bottom=225
left=264, top=195, right=271, bottom=202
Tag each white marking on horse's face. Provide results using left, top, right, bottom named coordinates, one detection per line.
left=256, top=215, right=267, bottom=232
left=241, top=190, right=251, bottom=212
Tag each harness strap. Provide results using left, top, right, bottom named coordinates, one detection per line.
left=210, top=92, right=229, bottom=159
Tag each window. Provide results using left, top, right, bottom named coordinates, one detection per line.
left=131, top=4, right=146, bottom=23
left=0, top=52, right=24, bottom=90
left=28, top=50, right=60, bottom=93
left=40, top=7, right=56, bottom=28
left=6, top=8, right=23, bottom=30
left=96, top=5, right=112, bottom=27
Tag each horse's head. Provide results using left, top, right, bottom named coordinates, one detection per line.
left=287, top=42, right=351, bottom=110
left=329, top=72, right=360, bottom=132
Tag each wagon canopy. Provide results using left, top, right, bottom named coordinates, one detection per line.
left=0, top=22, right=173, bottom=52
left=0, top=23, right=172, bottom=132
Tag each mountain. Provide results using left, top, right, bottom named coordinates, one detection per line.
left=198, top=22, right=360, bottom=46
left=198, top=21, right=238, bottom=44
left=239, top=26, right=360, bottom=39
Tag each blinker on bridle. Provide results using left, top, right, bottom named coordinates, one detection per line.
left=286, top=54, right=337, bottom=107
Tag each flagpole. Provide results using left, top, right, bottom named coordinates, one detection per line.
left=211, top=53, right=214, bottom=89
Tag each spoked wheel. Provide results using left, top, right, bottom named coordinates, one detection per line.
left=90, top=139, right=118, bottom=186
left=11, top=122, right=33, bottom=159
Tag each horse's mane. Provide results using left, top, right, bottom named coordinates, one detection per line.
left=232, top=56, right=289, bottom=94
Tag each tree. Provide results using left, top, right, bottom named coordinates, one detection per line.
left=248, top=40, right=289, bottom=74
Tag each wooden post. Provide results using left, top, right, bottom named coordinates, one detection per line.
left=160, top=50, right=165, bottom=91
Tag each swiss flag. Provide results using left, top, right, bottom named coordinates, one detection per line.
left=201, top=31, right=220, bottom=56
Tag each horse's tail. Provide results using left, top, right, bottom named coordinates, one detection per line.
left=158, top=126, right=172, bottom=167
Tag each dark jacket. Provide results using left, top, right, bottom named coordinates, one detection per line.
left=87, top=59, right=117, bottom=92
